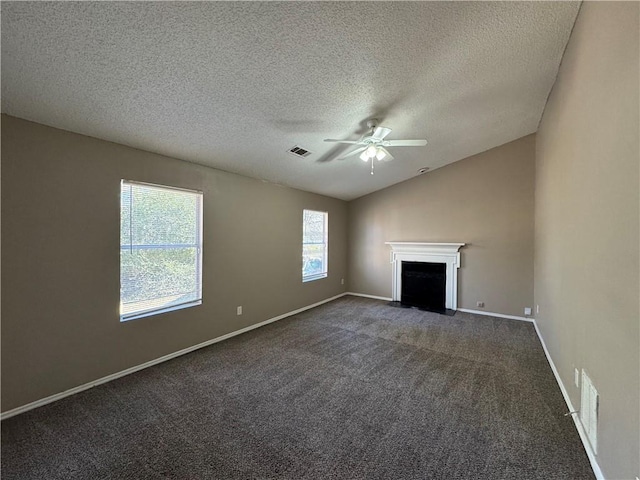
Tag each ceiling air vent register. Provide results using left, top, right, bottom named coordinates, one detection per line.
left=287, top=146, right=312, bottom=158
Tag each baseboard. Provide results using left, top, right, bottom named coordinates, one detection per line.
left=346, top=292, right=393, bottom=301
left=345, top=299, right=533, bottom=324
left=0, top=293, right=608, bottom=480
left=457, top=308, right=533, bottom=323
left=0, top=292, right=348, bottom=421
left=532, top=320, right=605, bottom=480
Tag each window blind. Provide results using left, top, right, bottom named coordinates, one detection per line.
left=302, top=209, right=328, bottom=281
left=120, top=180, right=203, bottom=320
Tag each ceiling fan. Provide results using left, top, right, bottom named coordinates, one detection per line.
left=324, top=120, right=427, bottom=174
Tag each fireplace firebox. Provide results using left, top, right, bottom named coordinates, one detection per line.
left=401, top=261, right=446, bottom=312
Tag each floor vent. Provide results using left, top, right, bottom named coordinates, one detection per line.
left=287, top=145, right=312, bottom=158
left=580, top=369, right=599, bottom=453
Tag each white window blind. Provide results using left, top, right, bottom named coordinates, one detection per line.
left=120, top=180, right=203, bottom=321
left=302, top=209, right=328, bottom=282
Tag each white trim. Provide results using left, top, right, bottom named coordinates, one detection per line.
left=384, top=242, right=466, bottom=250
left=302, top=272, right=328, bottom=283
left=385, top=242, right=465, bottom=310
left=0, top=292, right=608, bottom=480
left=121, top=299, right=202, bottom=322
left=532, top=320, right=605, bottom=480
left=1, top=292, right=348, bottom=421
left=346, top=292, right=393, bottom=301
left=457, top=308, right=533, bottom=322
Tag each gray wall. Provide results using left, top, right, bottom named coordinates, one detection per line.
left=535, top=2, right=639, bottom=478
left=348, top=134, right=535, bottom=318
left=1, top=115, right=348, bottom=412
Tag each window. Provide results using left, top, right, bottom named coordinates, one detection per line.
left=120, top=180, right=203, bottom=321
left=302, top=209, right=328, bottom=282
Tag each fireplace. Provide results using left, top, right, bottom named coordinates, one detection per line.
left=386, top=242, right=465, bottom=311
left=401, top=261, right=446, bottom=312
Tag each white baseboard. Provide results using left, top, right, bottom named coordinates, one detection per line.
left=346, top=299, right=533, bottom=324
left=0, top=292, right=348, bottom=421
left=457, top=308, right=533, bottom=323
left=346, top=292, right=393, bottom=301
left=532, top=320, right=604, bottom=480
left=0, top=292, right=608, bottom=480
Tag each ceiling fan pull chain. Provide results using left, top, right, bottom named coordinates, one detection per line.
left=371, top=158, right=375, bottom=175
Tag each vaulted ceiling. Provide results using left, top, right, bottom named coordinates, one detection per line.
left=2, top=2, right=580, bottom=200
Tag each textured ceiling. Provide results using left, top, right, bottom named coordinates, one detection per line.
left=1, top=2, right=579, bottom=200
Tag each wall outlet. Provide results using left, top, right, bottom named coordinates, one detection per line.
left=536, top=304, right=540, bottom=314
left=236, top=306, right=242, bottom=316
left=574, top=368, right=580, bottom=388
left=341, top=278, right=344, bottom=285
left=524, top=307, right=532, bottom=316
left=476, top=301, right=484, bottom=308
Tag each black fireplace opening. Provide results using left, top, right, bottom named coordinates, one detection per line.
left=400, top=261, right=446, bottom=314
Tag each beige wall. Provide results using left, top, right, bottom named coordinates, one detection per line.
left=1, top=115, right=348, bottom=412
left=2, top=6, right=638, bottom=477
left=535, top=2, right=639, bottom=479
left=348, top=134, right=535, bottom=318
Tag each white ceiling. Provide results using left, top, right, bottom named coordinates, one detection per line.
left=1, top=2, right=579, bottom=200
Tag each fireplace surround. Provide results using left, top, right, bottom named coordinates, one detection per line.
left=385, top=242, right=465, bottom=311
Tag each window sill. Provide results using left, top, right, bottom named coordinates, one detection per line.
left=120, top=300, right=202, bottom=322
left=303, top=273, right=327, bottom=283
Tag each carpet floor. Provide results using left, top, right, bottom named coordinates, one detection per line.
left=1, top=296, right=594, bottom=479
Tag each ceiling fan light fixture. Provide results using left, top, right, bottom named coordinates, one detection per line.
left=325, top=123, right=427, bottom=170
left=361, top=144, right=383, bottom=162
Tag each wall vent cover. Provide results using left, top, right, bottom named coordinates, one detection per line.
left=287, top=146, right=312, bottom=158
left=580, top=369, right=599, bottom=454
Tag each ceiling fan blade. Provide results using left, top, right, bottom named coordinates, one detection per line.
left=324, top=139, right=361, bottom=144
left=337, top=146, right=367, bottom=160
left=378, top=147, right=394, bottom=162
left=384, top=139, right=428, bottom=147
left=371, top=126, right=392, bottom=140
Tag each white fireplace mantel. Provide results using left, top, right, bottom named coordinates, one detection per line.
left=385, top=242, right=465, bottom=310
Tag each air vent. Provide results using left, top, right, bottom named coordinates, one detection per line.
left=287, top=145, right=312, bottom=158
left=580, top=370, right=599, bottom=453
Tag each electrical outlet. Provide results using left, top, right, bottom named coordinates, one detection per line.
left=536, top=304, right=540, bottom=314
left=574, top=368, right=580, bottom=388
left=476, top=301, right=484, bottom=308
left=237, top=306, right=242, bottom=316
left=341, top=278, right=344, bottom=285
left=524, top=307, right=532, bottom=316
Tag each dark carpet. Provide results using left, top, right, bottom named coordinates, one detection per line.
left=1, top=296, right=594, bottom=479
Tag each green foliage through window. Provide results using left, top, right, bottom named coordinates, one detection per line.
left=303, top=209, right=328, bottom=281
left=120, top=181, right=203, bottom=320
